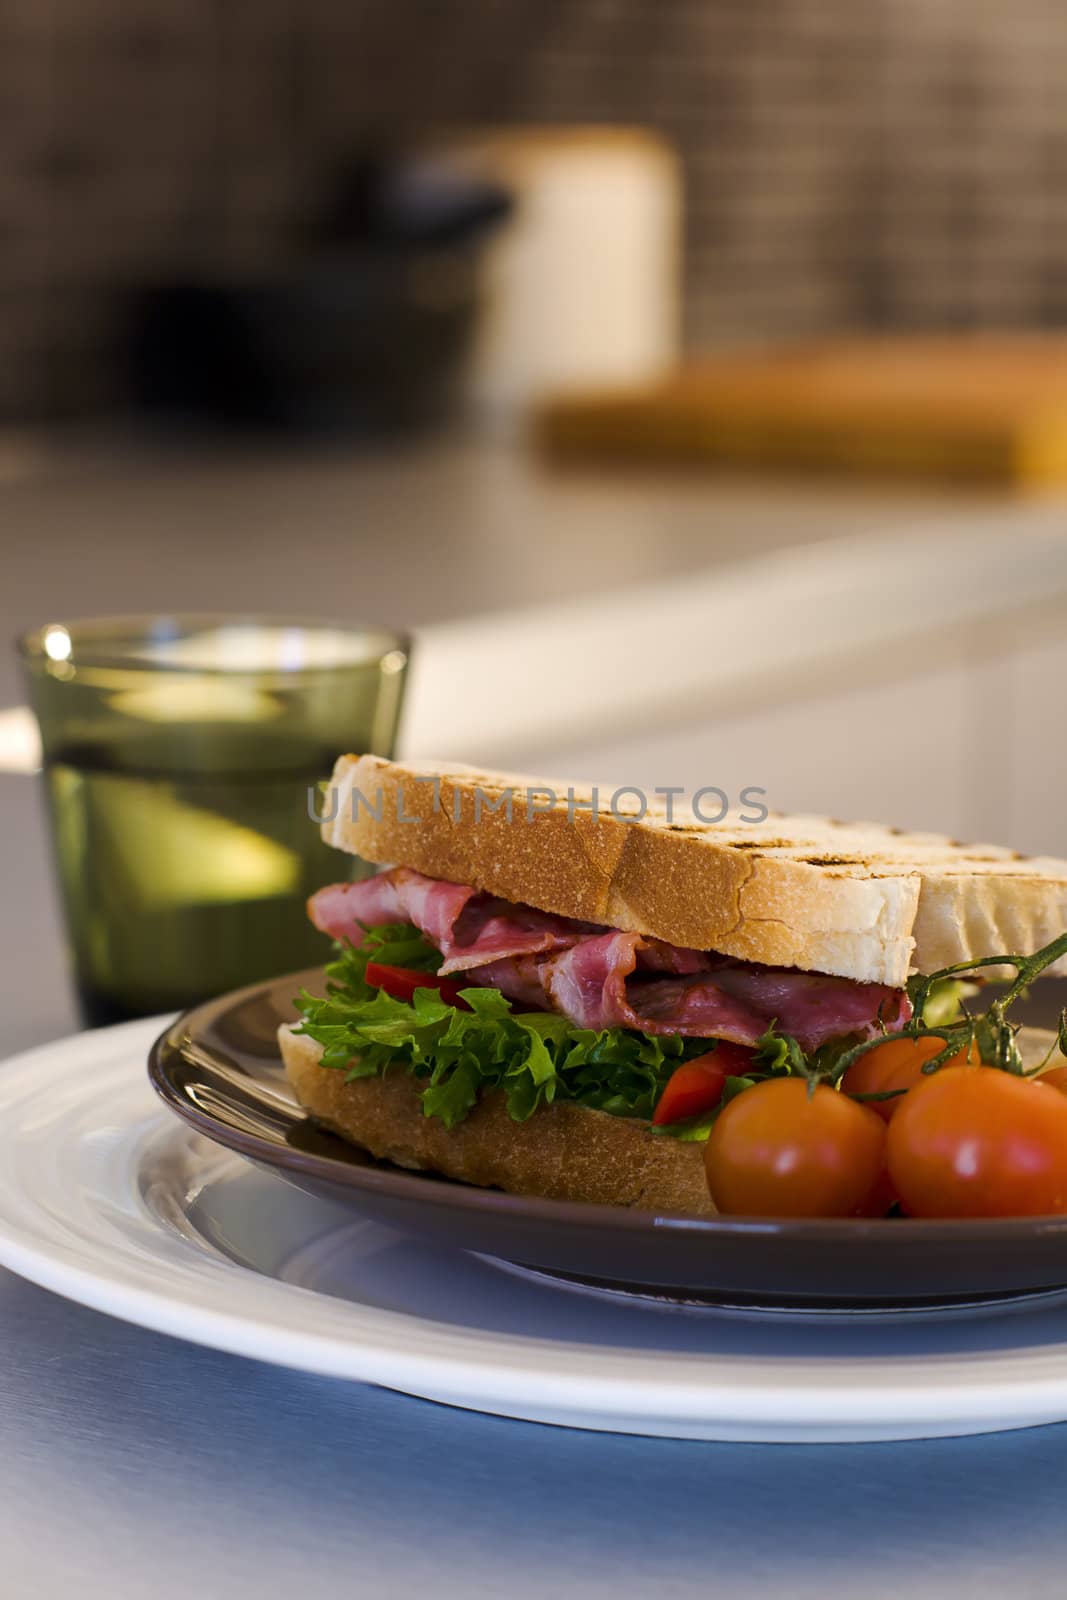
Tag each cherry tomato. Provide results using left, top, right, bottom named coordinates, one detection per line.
left=858, top=1166, right=899, bottom=1220
left=652, top=1044, right=753, bottom=1127
left=1038, top=1064, right=1067, bottom=1096
left=704, top=1077, right=887, bottom=1217
left=887, top=1066, right=1067, bottom=1217
left=843, top=1035, right=979, bottom=1122
left=364, top=962, right=472, bottom=1010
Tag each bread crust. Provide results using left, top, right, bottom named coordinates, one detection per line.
left=280, top=1024, right=1058, bottom=1217
left=318, top=754, right=1067, bottom=985
left=279, top=1025, right=714, bottom=1216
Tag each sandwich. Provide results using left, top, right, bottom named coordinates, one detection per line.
left=281, top=754, right=1067, bottom=1219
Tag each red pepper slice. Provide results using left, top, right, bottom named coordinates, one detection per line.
left=652, top=1043, right=755, bottom=1127
left=365, top=961, right=473, bottom=1011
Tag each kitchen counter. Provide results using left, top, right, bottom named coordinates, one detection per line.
left=1, top=427, right=995, bottom=710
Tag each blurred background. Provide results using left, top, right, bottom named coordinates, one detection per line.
left=5, top=0, right=1067, bottom=413
left=5, top=0, right=1067, bottom=1043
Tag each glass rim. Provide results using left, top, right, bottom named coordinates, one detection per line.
left=17, top=612, right=413, bottom=677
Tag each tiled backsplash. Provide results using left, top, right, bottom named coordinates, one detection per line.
left=3, top=0, right=1067, bottom=417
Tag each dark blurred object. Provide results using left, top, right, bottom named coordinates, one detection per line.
left=127, top=152, right=512, bottom=434
left=305, top=151, right=511, bottom=251
left=1014, top=978, right=1067, bottom=1037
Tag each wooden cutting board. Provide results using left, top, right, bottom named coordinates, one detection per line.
left=537, top=335, right=1067, bottom=487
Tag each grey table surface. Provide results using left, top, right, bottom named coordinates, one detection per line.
left=4, top=436, right=1067, bottom=1598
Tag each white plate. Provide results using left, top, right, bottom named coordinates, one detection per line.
left=9, top=1019, right=1067, bottom=1442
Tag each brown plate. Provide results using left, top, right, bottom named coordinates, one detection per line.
left=148, top=967, right=1067, bottom=1308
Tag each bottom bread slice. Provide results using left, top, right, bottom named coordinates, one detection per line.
left=278, top=1024, right=714, bottom=1216
left=279, top=1024, right=1059, bottom=1221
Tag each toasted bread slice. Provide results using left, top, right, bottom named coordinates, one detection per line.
left=318, top=754, right=1067, bottom=986
left=280, top=1024, right=1059, bottom=1216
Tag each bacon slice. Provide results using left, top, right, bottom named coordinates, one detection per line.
left=308, top=868, right=476, bottom=952
left=308, top=868, right=909, bottom=1048
left=443, top=897, right=587, bottom=973
left=466, top=935, right=903, bottom=1050
left=309, top=870, right=581, bottom=970
left=709, top=965, right=911, bottom=1048
left=540, top=932, right=769, bottom=1042
left=460, top=953, right=555, bottom=1011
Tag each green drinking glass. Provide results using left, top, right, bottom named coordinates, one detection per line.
left=19, top=614, right=409, bottom=1025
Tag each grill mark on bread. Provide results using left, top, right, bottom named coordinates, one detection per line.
left=797, top=856, right=865, bottom=867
